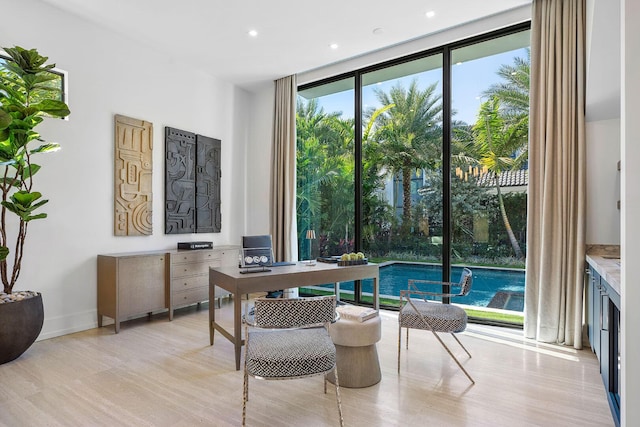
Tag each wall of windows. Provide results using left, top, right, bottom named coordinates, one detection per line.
left=296, top=24, right=530, bottom=316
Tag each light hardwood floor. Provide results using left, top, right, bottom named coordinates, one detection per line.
left=0, top=298, right=614, bottom=427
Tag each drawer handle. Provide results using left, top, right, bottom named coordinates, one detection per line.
left=183, top=296, right=188, bottom=300
left=184, top=282, right=188, bottom=286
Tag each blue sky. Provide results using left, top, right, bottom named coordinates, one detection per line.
left=308, top=48, right=528, bottom=127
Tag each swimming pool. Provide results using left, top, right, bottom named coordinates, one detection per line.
left=306, top=262, right=525, bottom=312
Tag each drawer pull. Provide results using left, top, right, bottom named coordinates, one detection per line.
left=184, top=282, right=188, bottom=286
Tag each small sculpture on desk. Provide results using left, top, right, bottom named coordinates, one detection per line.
left=239, top=247, right=272, bottom=274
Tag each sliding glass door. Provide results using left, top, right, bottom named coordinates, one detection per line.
left=297, top=78, right=357, bottom=302
left=296, top=24, right=530, bottom=322
left=360, top=55, right=444, bottom=301
left=450, top=30, right=530, bottom=314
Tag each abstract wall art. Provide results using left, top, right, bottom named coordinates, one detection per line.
left=165, top=127, right=221, bottom=234
left=114, top=114, right=153, bottom=236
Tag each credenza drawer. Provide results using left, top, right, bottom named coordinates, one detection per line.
left=167, top=247, right=239, bottom=318
left=171, top=260, right=221, bottom=278
left=172, top=250, right=221, bottom=264
left=173, top=287, right=208, bottom=307
left=172, top=263, right=206, bottom=278
left=171, top=275, right=208, bottom=291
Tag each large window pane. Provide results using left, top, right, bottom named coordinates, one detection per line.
left=296, top=24, right=530, bottom=325
left=297, top=78, right=356, bottom=301
left=450, top=30, right=530, bottom=315
left=361, top=55, right=444, bottom=307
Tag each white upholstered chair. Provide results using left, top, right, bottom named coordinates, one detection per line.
left=398, top=267, right=474, bottom=384
left=242, top=295, right=343, bottom=426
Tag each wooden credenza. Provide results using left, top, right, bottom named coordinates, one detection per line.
left=168, top=247, right=237, bottom=319
left=98, top=246, right=238, bottom=333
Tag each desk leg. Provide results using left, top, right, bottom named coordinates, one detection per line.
left=234, top=292, right=243, bottom=370
left=374, top=276, right=379, bottom=310
left=209, top=284, right=215, bottom=345
left=334, top=281, right=341, bottom=303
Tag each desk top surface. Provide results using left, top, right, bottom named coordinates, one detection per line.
left=209, top=262, right=378, bottom=292
left=211, top=261, right=378, bottom=279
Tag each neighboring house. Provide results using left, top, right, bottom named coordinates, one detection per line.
left=476, top=168, right=528, bottom=194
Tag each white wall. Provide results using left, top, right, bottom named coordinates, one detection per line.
left=0, top=0, right=251, bottom=339
left=585, top=0, right=622, bottom=245
left=621, top=0, right=640, bottom=424
left=585, top=119, right=620, bottom=244
left=246, top=84, right=275, bottom=236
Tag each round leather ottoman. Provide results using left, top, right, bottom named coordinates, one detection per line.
left=327, top=314, right=382, bottom=388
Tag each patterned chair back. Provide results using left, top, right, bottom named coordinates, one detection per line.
left=254, top=295, right=336, bottom=329
left=459, top=268, right=473, bottom=296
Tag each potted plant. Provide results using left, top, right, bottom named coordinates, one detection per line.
left=0, top=46, right=70, bottom=364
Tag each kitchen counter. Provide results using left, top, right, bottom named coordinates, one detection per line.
left=586, top=244, right=620, bottom=296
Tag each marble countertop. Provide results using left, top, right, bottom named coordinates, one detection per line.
left=586, top=245, right=620, bottom=296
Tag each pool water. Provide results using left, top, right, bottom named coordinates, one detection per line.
left=314, top=263, right=526, bottom=312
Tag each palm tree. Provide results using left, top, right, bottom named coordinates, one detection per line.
left=483, top=50, right=530, bottom=169
left=296, top=98, right=356, bottom=255
left=470, top=97, right=527, bottom=259
left=370, top=79, right=442, bottom=228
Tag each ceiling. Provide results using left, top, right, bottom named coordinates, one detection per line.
left=41, top=0, right=531, bottom=92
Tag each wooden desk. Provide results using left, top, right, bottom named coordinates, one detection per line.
left=209, top=262, right=379, bottom=370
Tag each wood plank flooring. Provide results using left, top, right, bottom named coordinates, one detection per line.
left=0, top=298, right=614, bottom=426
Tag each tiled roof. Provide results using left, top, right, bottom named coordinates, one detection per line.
left=476, top=169, right=528, bottom=188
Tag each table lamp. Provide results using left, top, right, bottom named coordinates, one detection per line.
left=306, top=229, right=316, bottom=260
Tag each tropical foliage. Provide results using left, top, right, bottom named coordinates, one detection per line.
left=296, top=52, right=530, bottom=265
left=0, top=46, right=69, bottom=293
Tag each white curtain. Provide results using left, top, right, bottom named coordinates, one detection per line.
left=525, top=0, right=586, bottom=348
left=270, top=75, right=298, bottom=262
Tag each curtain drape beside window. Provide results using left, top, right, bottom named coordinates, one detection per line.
left=525, top=0, right=586, bottom=348
left=270, top=75, right=298, bottom=262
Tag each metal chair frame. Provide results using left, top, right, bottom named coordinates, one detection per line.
left=398, top=267, right=475, bottom=384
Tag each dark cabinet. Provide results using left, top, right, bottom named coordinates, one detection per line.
left=586, top=264, right=620, bottom=427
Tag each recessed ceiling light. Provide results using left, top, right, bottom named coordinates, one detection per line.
left=425, top=11, right=435, bottom=18
left=248, top=30, right=258, bottom=37
left=330, top=43, right=339, bottom=49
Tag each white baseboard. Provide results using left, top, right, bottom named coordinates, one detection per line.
left=37, top=309, right=98, bottom=341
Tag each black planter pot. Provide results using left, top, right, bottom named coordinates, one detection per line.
left=0, top=293, right=44, bottom=364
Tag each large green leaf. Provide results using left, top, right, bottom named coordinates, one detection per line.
left=11, top=190, right=42, bottom=206
left=30, top=143, right=60, bottom=154
left=3, top=46, right=52, bottom=74
left=21, top=163, right=41, bottom=179
left=0, top=109, right=11, bottom=129
left=1, top=195, right=48, bottom=221
left=30, top=99, right=69, bottom=117
left=22, top=73, right=58, bottom=87
left=27, top=213, right=47, bottom=221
